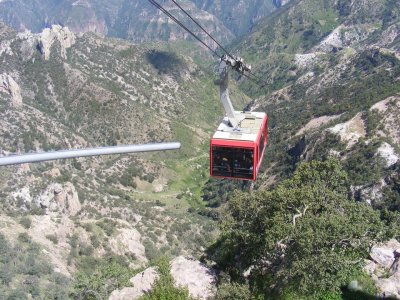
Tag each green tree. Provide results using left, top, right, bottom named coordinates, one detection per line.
left=71, top=256, right=137, bottom=299
left=210, top=159, right=387, bottom=297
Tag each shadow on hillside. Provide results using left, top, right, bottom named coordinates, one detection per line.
left=146, top=50, right=184, bottom=77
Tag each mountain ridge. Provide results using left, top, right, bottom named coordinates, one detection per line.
left=0, top=0, right=286, bottom=44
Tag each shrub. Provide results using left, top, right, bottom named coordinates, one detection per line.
left=19, top=216, right=32, bottom=229
left=141, top=257, right=191, bottom=300
left=46, top=234, right=58, bottom=244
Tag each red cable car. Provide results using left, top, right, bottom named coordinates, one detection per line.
left=210, top=112, right=268, bottom=180
left=209, top=55, right=268, bottom=181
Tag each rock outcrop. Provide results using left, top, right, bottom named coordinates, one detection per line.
left=33, top=182, right=81, bottom=215
left=109, top=228, right=147, bottom=268
left=365, top=239, right=400, bottom=298
left=170, top=256, right=217, bottom=299
left=38, top=25, right=75, bottom=60
left=328, top=113, right=366, bottom=149
left=376, top=142, right=399, bottom=168
left=109, top=256, right=217, bottom=300
left=0, top=73, right=23, bottom=107
left=109, top=267, right=159, bottom=300
left=370, top=95, right=400, bottom=145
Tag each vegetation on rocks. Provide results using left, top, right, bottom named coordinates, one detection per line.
left=0, top=233, right=70, bottom=299
left=140, top=257, right=191, bottom=300
left=71, top=256, right=139, bottom=299
left=209, top=159, right=390, bottom=298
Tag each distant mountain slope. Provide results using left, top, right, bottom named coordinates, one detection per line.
left=237, top=0, right=399, bottom=92
left=0, top=0, right=287, bottom=44
left=192, top=0, right=278, bottom=36
left=0, top=0, right=232, bottom=43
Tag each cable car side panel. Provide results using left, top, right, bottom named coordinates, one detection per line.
left=256, top=114, right=268, bottom=170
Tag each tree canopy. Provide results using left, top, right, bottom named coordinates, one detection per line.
left=209, top=159, right=389, bottom=298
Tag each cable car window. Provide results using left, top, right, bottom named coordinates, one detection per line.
left=212, top=146, right=254, bottom=179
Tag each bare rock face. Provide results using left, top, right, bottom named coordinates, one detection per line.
left=366, top=239, right=400, bottom=298
left=109, top=267, right=159, bottom=300
left=170, top=256, right=217, bottom=299
left=376, top=142, right=399, bottom=168
left=36, top=182, right=81, bottom=215
left=38, top=25, right=76, bottom=60
left=352, top=179, right=387, bottom=206
left=0, top=73, right=23, bottom=107
left=328, top=113, right=366, bottom=149
left=17, top=31, right=39, bottom=60
left=63, top=182, right=81, bottom=216
left=109, top=228, right=147, bottom=268
left=110, top=256, right=217, bottom=300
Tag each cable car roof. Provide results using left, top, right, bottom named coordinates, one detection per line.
left=212, top=111, right=266, bottom=143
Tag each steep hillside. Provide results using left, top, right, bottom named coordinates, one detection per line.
left=0, top=22, right=246, bottom=297
left=199, top=1, right=400, bottom=298
left=233, top=0, right=400, bottom=186
left=202, top=0, right=400, bottom=226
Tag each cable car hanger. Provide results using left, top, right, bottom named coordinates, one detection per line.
left=211, top=55, right=268, bottom=181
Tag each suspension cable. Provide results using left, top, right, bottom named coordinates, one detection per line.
left=147, top=0, right=266, bottom=89
left=147, top=0, right=220, bottom=57
left=241, top=72, right=263, bottom=86
left=169, top=0, right=234, bottom=59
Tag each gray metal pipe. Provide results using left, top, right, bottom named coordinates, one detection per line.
left=0, top=142, right=181, bottom=166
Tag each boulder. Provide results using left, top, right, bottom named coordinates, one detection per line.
left=370, top=239, right=400, bottom=269
left=0, top=73, right=23, bottom=107
left=170, top=256, right=217, bottom=299
left=366, top=239, right=400, bottom=298
left=109, top=267, right=159, bottom=300
left=110, top=256, right=217, bottom=300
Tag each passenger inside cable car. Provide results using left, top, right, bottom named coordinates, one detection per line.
left=212, top=146, right=254, bottom=179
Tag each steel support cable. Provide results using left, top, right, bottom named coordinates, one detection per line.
left=147, top=0, right=220, bottom=57
left=248, top=71, right=264, bottom=83
left=169, top=0, right=234, bottom=59
left=240, top=71, right=265, bottom=88
left=148, top=0, right=265, bottom=89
